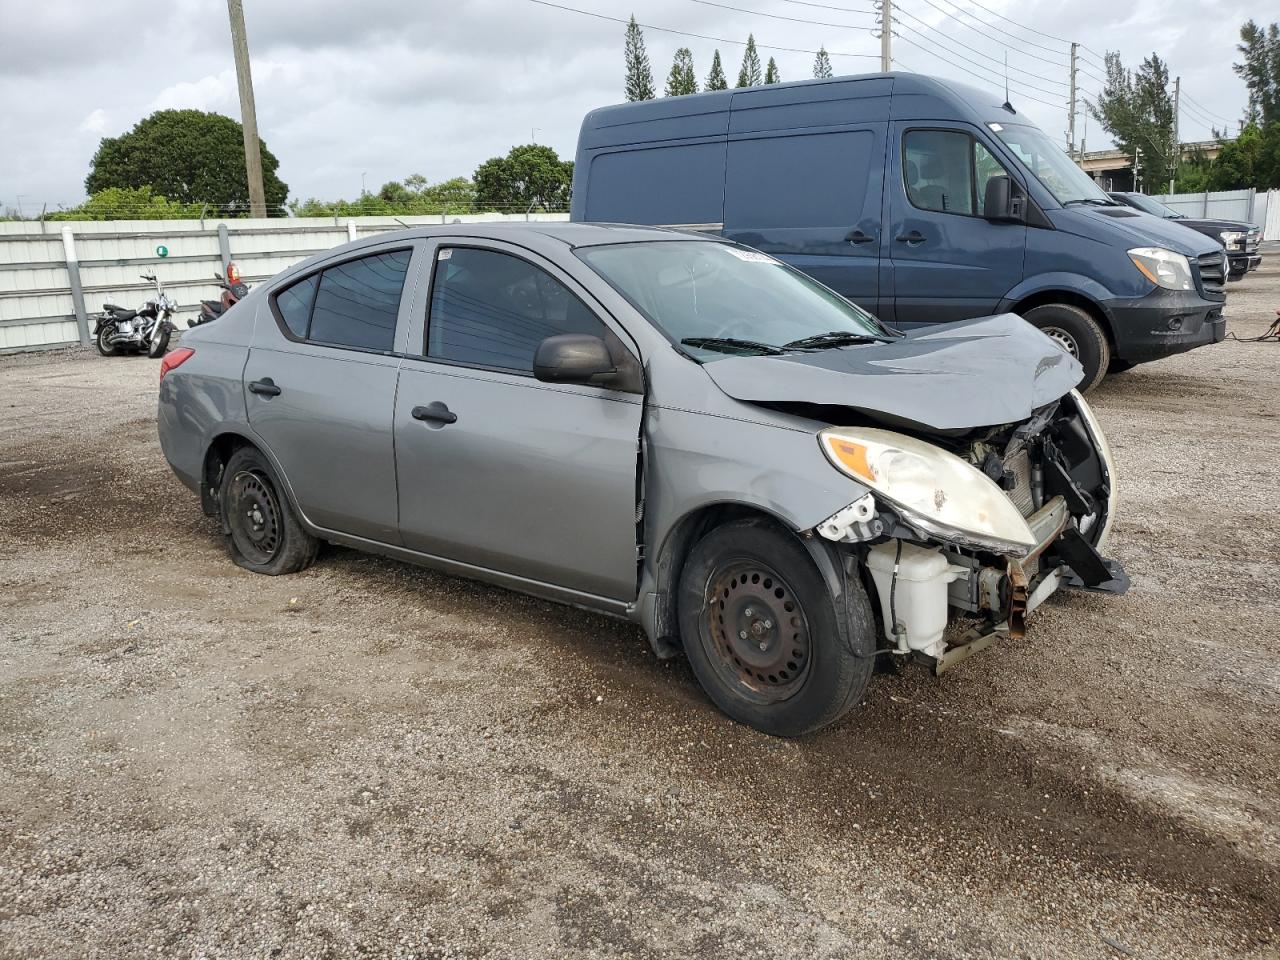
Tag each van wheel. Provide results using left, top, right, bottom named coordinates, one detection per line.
left=220, top=446, right=318, bottom=576
left=677, top=518, right=875, bottom=737
left=1022, top=304, right=1110, bottom=392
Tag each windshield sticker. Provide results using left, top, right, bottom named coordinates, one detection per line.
left=437, top=249, right=452, bottom=260
left=724, top=248, right=778, bottom=264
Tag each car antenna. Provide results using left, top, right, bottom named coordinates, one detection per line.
left=394, top=217, right=409, bottom=229
left=1002, top=53, right=1016, bottom=114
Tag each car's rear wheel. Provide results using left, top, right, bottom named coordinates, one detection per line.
left=677, top=518, right=875, bottom=737
left=1022, top=303, right=1110, bottom=393
left=220, top=446, right=318, bottom=576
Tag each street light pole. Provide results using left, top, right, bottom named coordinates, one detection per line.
left=227, top=0, right=267, bottom=218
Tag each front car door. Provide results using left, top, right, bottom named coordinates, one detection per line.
left=886, top=122, right=1027, bottom=326
left=394, top=240, right=643, bottom=603
left=243, top=245, right=424, bottom=543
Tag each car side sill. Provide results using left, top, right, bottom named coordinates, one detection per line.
left=315, top=527, right=636, bottom=620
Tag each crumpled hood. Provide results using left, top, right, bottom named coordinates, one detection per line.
left=700, top=313, right=1083, bottom=432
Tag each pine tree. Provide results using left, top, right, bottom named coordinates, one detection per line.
left=813, top=46, right=834, bottom=79
left=737, top=35, right=762, bottom=87
left=624, top=16, right=656, bottom=102
left=765, top=57, right=780, bottom=84
left=665, top=47, right=698, bottom=97
left=706, top=50, right=728, bottom=91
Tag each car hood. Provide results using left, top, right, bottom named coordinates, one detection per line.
left=700, top=313, right=1083, bottom=432
left=1170, top=216, right=1253, bottom=233
left=1057, top=206, right=1220, bottom=257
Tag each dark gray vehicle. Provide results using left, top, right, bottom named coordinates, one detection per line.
left=158, top=223, right=1126, bottom=736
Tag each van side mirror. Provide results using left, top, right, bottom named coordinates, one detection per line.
left=533, top=334, right=617, bottom=385
left=983, top=175, right=1023, bottom=223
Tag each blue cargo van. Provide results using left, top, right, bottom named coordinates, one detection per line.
left=570, top=73, right=1227, bottom=390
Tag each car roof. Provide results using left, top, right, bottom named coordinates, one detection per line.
left=363, top=221, right=723, bottom=249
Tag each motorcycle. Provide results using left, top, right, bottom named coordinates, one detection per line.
left=194, top=262, right=249, bottom=326
left=93, top=272, right=180, bottom=359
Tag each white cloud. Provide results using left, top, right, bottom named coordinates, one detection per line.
left=78, top=108, right=109, bottom=135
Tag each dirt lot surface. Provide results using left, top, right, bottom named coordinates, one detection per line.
left=3, top=257, right=1279, bottom=960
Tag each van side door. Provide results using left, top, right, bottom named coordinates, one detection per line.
left=722, top=125, right=887, bottom=315
left=886, top=122, right=1027, bottom=326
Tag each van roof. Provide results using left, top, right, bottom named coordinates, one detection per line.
left=579, top=72, right=1020, bottom=145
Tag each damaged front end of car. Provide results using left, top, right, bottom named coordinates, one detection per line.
left=812, top=389, right=1128, bottom=674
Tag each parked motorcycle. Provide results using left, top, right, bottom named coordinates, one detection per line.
left=93, top=272, right=180, bottom=358
left=194, top=262, right=249, bottom=326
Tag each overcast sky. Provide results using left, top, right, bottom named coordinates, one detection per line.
left=0, top=0, right=1256, bottom=213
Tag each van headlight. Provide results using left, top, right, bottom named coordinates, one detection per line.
left=1128, top=247, right=1193, bottom=291
left=819, top=428, right=1037, bottom=556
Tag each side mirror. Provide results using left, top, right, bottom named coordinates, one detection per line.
left=983, top=175, right=1023, bottom=222
left=533, top=334, right=616, bottom=385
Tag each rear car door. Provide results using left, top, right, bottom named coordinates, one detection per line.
left=886, top=123, right=1027, bottom=326
left=394, top=241, right=643, bottom=602
left=244, top=246, right=422, bottom=543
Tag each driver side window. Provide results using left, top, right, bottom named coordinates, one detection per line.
left=426, top=247, right=610, bottom=373
left=904, top=130, right=1009, bottom=217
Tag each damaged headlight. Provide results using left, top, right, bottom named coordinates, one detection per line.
left=819, top=428, right=1037, bottom=556
left=1127, top=247, right=1194, bottom=291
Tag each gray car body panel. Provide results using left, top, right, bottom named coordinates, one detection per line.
left=698, top=313, right=1084, bottom=431
left=161, top=222, right=1080, bottom=650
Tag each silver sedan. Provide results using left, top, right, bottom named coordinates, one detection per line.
left=158, top=223, right=1125, bottom=736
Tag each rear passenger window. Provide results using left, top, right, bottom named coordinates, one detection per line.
left=904, top=130, right=980, bottom=216
left=275, top=274, right=318, bottom=338
left=308, top=250, right=411, bottom=352
left=426, top=248, right=608, bottom=373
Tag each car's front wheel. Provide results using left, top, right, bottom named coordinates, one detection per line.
left=677, top=518, right=875, bottom=737
left=220, top=446, right=318, bottom=576
left=1022, top=303, right=1110, bottom=392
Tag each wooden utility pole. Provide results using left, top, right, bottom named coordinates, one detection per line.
left=1067, top=43, right=1078, bottom=159
left=227, top=0, right=267, bottom=218
left=1169, top=76, right=1180, bottom=194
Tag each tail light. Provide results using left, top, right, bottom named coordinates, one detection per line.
left=160, top=347, right=195, bottom=382
left=226, top=262, right=241, bottom=284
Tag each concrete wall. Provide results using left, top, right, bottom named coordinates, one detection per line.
left=0, top=213, right=570, bottom=352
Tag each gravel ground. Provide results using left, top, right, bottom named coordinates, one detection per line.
left=2, top=257, right=1279, bottom=959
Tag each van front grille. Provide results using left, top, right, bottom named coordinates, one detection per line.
left=1196, top=251, right=1226, bottom=296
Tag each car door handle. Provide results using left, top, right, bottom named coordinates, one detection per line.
left=248, top=377, right=281, bottom=397
left=895, top=230, right=926, bottom=245
left=845, top=229, right=875, bottom=244
left=411, top=402, right=457, bottom=426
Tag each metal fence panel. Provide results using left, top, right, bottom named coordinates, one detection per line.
left=1151, top=189, right=1257, bottom=225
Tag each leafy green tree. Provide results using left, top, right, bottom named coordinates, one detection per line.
left=473, top=145, right=573, bottom=212
left=665, top=47, right=698, bottom=97
left=706, top=50, right=728, bottom=91
left=737, top=35, right=762, bottom=87
left=85, top=109, right=288, bottom=215
left=624, top=16, right=656, bottom=101
left=764, top=57, right=780, bottom=84
left=813, top=46, right=834, bottom=79
left=50, top=186, right=204, bottom=221
left=1235, top=20, right=1280, bottom=126
left=289, top=176, right=477, bottom=218
left=1089, top=52, right=1176, bottom=191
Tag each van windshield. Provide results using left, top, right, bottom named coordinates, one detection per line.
left=577, top=241, right=893, bottom=359
left=989, top=122, right=1113, bottom=206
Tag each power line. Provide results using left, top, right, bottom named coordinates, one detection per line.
left=519, top=0, right=882, bottom=59
left=1179, top=89, right=1234, bottom=127
left=894, top=0, right=1072, bottom=64
left=686, top=0, right=874, bottom=32
left=774, top=0, right=879, bottom=14
left=893, top=35, right=1064, bottom=108
left=894, top=4, right=1069, bottom=88
left=893, top=13, right=1069, bottom=98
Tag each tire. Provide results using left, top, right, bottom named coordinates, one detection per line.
left=147, top=327, right=171, bottom=358
left=219, top=446, right=318, bottom=576
left=95, top=325, right=119, bottom=357
left=677, top=518, right=875, bottom=737
left=1021, top=303, right=1110, bottom=393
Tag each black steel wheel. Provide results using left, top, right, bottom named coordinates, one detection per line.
left=702, top=560, right=812, bottom=704
left=219, top=445, right=318, bottom=576
left=678, top=517, right=876, bottom=737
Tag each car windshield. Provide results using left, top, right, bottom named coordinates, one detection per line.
left=576, top=241, right=892, bottom=359
left=990, top=122, right=1113, bottom=206
left=1120, top=193, right=1180, bottom=218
